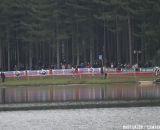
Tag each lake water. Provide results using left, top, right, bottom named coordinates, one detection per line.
left=0, top=107, right=160, bottom=130
left=1, top=83, right=160, bottom=104
left=1, top=84, right=160, bottom=130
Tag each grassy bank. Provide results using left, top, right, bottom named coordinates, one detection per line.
left=0, top=76, right=157, bottom=87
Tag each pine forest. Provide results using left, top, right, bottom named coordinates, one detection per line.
left=0, top=0, right=160, bottom=70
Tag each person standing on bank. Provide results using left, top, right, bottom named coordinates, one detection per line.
left=101, top=66, right=103, bottom=74
left=1, top=72, right=5, bottom=82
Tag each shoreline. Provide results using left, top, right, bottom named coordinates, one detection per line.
left=0, top=82, right=138, bottom=88
left=1, top=100, right=160, bottom=111
left=0, top=76, right=156, bottom=87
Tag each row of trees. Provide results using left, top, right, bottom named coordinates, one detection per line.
left=0, top=0, right=160, bottom=70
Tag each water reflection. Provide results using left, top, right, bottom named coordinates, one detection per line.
left=0, top=83, right=160, bottom=104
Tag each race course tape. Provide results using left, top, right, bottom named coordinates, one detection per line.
left=2, top=68, right=155, bottom=78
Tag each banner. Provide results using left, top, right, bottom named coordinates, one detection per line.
left=1, top=67, right=155, bottom=78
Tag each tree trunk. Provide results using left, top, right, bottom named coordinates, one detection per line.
left=16, top=40, right=20, bottom=68
left=65, top=39, right=69, bottom=63
left=82, top=39, right=86, bottom=63
left=29, top=44, right=32, bottom=70
left=35, top=42, right=39, bottom=67
left=76, top=21, right=79, bottom=66
left=90, top=37, right=94, bottom=65
left=107, top=30, right=111, bottom=63
left=141, top=23, right=145, bottom=63
left=110, top=31, right=114, bottom=62
left=125, top=30, right=129, bottom=63
left=116, top=32, right=120, bottom=63
left=7, top=42, right=10, bottom=71
left=48, top=42, right=51, bottom=67
left=0, top=42, right=2, bottom=70
left=52, top=40, right=55, bottom=65
left=116, top=16, right=120, bottom=63
left=62, top=40, right=65, bottom=62
left=95, top=25, right=99, bottom=62
left=55, top=1, right=60, bottom=68
left=42, top=42, right=45, bottom=65
left=56, top=40, right=60, bottom=68
left=76, top=41, right=80, bottom=66
left=103, top=19, right=107, bottom=64
left=72, top=35, right=75, bottom=65
left=128, top=15, right=132, bottom=65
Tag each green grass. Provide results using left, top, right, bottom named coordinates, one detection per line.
left=0, top=76, right=157, bottom=87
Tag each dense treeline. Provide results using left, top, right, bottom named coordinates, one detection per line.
left=0, top=0, right=160, bottom=70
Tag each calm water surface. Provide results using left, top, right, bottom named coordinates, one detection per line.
left=1, top=84, right=160, bottom=130
left=0, top=107, right=160, bottom=130
left=1, top=83, right=160, bottom=103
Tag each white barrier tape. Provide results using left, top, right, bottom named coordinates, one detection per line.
left=1, top=68, right=155, bottom=78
